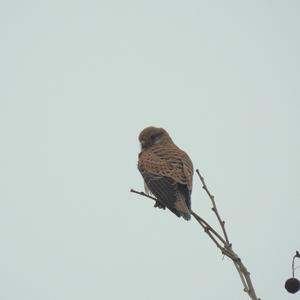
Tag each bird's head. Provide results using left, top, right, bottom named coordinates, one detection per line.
left=139, top=126, right=173, bottom=150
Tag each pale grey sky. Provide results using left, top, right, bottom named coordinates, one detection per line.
left=1, top=1, right=300, bottom=299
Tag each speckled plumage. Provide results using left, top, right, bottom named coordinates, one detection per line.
left=138, top=126, right=193, bottom=220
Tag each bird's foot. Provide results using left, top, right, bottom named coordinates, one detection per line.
left=154, top=201, right=166, bottom=209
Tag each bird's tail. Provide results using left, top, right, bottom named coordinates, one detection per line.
left=174, top=191, right=191, bottom=221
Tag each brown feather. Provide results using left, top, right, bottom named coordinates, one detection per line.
left=138, top=126, right=193, bottom=220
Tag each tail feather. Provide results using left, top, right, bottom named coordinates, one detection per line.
left=174, top=190, right=191, bottom=221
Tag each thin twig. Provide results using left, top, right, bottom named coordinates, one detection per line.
left=191, top=210, right=225, bottom=251
left=130, top=189, right=157, bottom=202
left=292, top=251, right=300, bottom=278
left=196, top=169, right=230, bottom=245
left=190, top=210, right=227, bottom=245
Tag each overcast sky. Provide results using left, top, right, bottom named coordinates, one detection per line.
left=1, top=1, right=300, bottom=299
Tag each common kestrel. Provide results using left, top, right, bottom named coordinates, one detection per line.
left=138, top=126, right=193, bottom=220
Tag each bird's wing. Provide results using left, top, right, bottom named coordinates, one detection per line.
left=138, top=144, right=193, bottom=189
left=138, top=145, right=193, bottom=218
left=141, top=172, right=181, bottom=217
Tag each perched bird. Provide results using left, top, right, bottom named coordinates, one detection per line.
left=138, top=126, right=193, bottom=220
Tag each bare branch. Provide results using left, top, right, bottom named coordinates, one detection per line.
left=196, top=169, right=230, bottom=245
left=130, top=170, right=260, bottom=300
left=191, top=210, right=225, bottom=251
left=190, top=210, right=227, bottom=245
left=193, top=171, right=260, bottom=300
left=292, top=251, right=300, bottom=278
left=130, top=189, right=157, bottom=202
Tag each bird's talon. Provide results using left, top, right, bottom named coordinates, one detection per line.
left=154, top=201, right=165, bottom=209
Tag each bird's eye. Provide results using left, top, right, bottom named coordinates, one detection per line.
left=150, top=134, right=156, bottom=141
